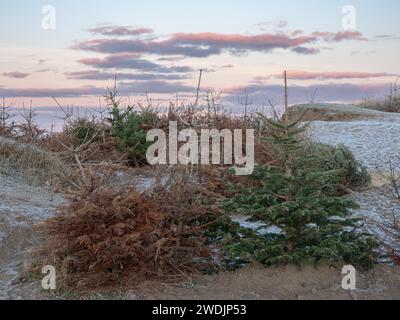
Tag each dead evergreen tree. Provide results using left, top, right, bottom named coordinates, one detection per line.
left=16, top=103, right=46, bottom=143
left=0, top=97, right=15, bottom=137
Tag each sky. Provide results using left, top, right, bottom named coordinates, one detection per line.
left=1, top=0, right=400, bottom=127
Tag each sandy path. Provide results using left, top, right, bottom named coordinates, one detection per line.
left=0, top=172, right=64, bottom=299
left=134, top=264, right=400, bottom=300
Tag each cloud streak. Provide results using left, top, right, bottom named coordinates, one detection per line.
left=78, top=53, right=193, bottom=73
left=2, top=72, right=31, bottom=79
left=0, top=86, right=104, bottom=98
left=119, top=80, right=195, bottom=94
left=0, top=81, right=196, bottom=98
left=0, top=81, right=388, bottom=103
left=88, top=25, right=154, bottom=37
left=65, top=70, right=188, bottom=81
left=265, top=70, right=394, bottom=81
left=312, top=31, right=367, bottom=42
left=290, top=47, right=320, bottom=55
left=225, top=82, right=389, bottom=105
left=72, top=27, right=368, bottom=58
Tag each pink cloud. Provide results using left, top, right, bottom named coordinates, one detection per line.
left=170, top=32, right=317, bottom=50
left=312, top=31, right=367, bottom=42
left=72, top=27, right=369, bottom=58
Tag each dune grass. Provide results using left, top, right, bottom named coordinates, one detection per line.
left=0, top=136, right=69, bottom=186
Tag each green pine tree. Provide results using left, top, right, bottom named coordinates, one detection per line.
left=224, top=115, right=377, bottom=269
left=106, top=99, right=157, bottom=166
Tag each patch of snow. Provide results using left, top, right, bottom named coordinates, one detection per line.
left=308, top=117, right=400, bottom=170
left=231, top=215, right=283, bottom=235
left=0, top=172, right=64, bottom=299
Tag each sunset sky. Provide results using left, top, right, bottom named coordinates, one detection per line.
left=1, top=0, right=399, bottom=125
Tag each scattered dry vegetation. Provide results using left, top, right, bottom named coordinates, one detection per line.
left=358, top=76, right=400, bottom=113
left=34, top=166, right=223, bottom=290
left=374, top=157, right=400, bottom=264
left=289, top=103, right=382, bottom=122
left=0, top=76, right=394, bottom=293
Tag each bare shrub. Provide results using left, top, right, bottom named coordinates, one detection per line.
left=372, top=157, right=400, bottom=264
left=358, top=76, right=400, bottom=113
left=386, top=157, right=400, bottom=202
left=15, top=105, right=46, bottom=143
left=375, top=210, right=400, bottom=265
